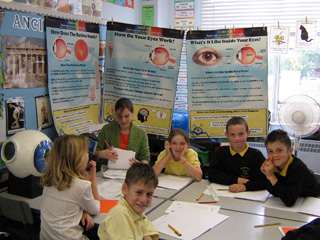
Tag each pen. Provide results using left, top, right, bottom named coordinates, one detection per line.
left=168, top=224, right=182, bottom=236
left=254, top=223, right=281, bottom=228
left=198, top=201, right=217, bottom=204
left=104, top=139, right=112, bottom=150
left=196, top=192, right=204, bottom=201
left=217, top=189, right=229, bottom=191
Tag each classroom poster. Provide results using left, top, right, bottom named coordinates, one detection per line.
left=103, top=22, right=184, bottom=136
left=46, top=17, right=101, bottom=135
left=187, top=27, right=268, bottom=138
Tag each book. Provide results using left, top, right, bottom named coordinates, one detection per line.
left=264, top=196, right=320, bottom=217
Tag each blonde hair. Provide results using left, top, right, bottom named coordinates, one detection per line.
left=41, top=134, right=89, bottom=191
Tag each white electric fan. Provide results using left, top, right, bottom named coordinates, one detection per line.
left=278, top=94, right=320, bottom=156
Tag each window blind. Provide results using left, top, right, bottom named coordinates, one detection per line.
left=201, top=0, right=320, bottom=32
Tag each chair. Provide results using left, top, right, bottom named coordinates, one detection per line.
left=0, top=196, right=37, bottom=239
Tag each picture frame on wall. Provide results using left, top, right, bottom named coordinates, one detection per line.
left=6, top=97, right=25, bottom=135
left=35, top=95, right=53, bottom=130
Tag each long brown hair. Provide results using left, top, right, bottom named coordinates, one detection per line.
left=41, top=134, right=89, bottom=191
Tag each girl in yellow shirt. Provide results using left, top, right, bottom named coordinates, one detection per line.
left=153, top=128, right=203, bottom=181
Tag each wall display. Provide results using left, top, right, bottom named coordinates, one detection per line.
left=141, top=4, right=154, bottom=27
left=46, top=17, right=101, bottom=135
left=174, top=0, right=195, bottom=28
left=35, top=95, right=53, bottom=129
left=103, top=21, right=184, bottom=136
left=6, top=97, right=25, bottom=135
left=0, top=10, right=46, bottom=89
left=104, top=0, right=134, bottom=9
left=296, top=20, right=317, bottom=49
left=269, top=26, right=290, bottom=54
left=186, top=27, right=268, bottom=138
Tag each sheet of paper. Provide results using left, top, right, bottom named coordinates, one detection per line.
left=263, top=196, right=305, bottom=212
left=205, top=183, right=270, bottom=202
left=152, top=200, right=229, bottom=240
left=97, top=180, right=123, bottom=199
left=100, top=199, right=118, bottom=213
left=298, top=197, right=320, bottom=217
left=158, top=174, right=193, bottom=190
left=102, top=169, right=127, bottom=180
left=107, top=147, right=135, bottom=170
left=152, top=214, right=212, bottom=240
left=165, top=201, right=220, bottom=216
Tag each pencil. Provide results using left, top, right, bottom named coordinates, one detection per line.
left=217, top=189, right=229, bottom=191
left=153, top=196, right=176, bottom=201
left=196, top=192, right=204, bottom=201
left=168, top=224, right=182, bottom=236
left=254, top=223, right=281, bottom=228
left=104, top=139, right=112, bottom=150
left=198, top=201, right=217, bottom=204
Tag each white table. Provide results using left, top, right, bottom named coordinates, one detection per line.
left=147, top=200, right=305, bottom=240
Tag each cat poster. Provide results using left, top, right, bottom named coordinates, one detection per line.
left=296, top=20, right=317, bottom=49
left=269, top=26, right=290, bottom=54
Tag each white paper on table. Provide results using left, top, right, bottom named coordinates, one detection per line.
left=298, top=197, right=320, bottom=217
left=263, top=196, right=305, bottom=212
left=165, top=201, right=220, bottom=216
left=97, top=180, right=123, bottom=200
left=107, top=147, right=135, bottom=170
left=158, top=174, right=193, bottom=190
left=152, top=214, right=211, bottom=240
left=102, top=169, right=127, bottom=179
left=152, top=211, right=229, bottom=240
left=205, top=183, right=270, bottom=202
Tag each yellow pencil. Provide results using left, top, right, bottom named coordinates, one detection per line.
left=196, top=192, right=204, bottom=201
left=168, top=224, right=182, bottom=236
left=254, top=223, right=281, bottom=228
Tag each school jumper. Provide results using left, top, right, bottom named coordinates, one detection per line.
left=208, top=144, right=267, bottom=191
left=266, top=155, right=320, bottom=207
left=97, top=122, right=150, bottom=162
left=98, top=197, right=159, bottom=240
left=40, top=177, right=100, bottom=240
left=155, top=148, right=200, bottom=177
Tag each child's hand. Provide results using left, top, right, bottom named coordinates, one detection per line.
left=164, top=141, right=172, bottom=156
left=181, top=144, right=189, bottom=157
left=81, top=211, right=94, bottom=231
left=261, top=158, right=275, bottom=177
left=229, top=183, right=246, bottom=193
left=237, top=177, right=249, bottom=184
left=86, top=160, right=97, bottom=179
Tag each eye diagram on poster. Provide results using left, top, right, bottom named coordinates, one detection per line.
left=103, top=22, right=184, bottom=136
left=6, top=97, right=25, bottom=135
left=46, top=17, right=101, bottom=135
left=35, top=95, right=53, bottom=130
left=187, top=27, right=268, bottom=138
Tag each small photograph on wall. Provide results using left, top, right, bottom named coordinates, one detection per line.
left=6, top=97, right=25, bottom=135
left=296, top=20, right=317, bottom=49
left=35, top=95, right=53, bottom=130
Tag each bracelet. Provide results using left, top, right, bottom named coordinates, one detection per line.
left=182, top=160, right=187, bottom=164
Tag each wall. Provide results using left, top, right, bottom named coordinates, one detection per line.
left=102, top=0, right=140, bottom=24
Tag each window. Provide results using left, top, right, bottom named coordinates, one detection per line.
left=201, top=0, right=320, bottom=124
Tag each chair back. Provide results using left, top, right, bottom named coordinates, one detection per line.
left=0, top=196, right=34, bottom=225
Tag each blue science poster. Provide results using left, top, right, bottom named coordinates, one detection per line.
left=46, top=17, right=101, bottom=135
left=103, top=22, right=184, bottom=136
left=187, top=27, right=268, bottom=138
